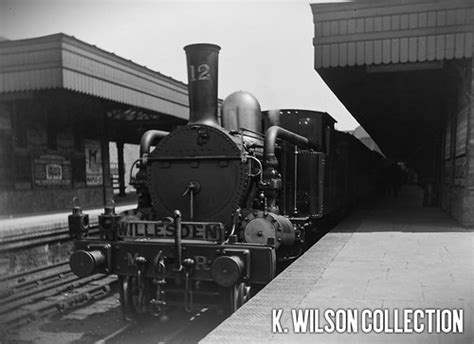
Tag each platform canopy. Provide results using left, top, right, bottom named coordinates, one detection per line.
left=0, top=33, right=190, bottom=126
left=311, top=0, right=473, bottom=174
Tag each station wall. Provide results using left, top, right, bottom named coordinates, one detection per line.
left=311, top=0, right=473, bottom=227
left=440, top=59, right=473, bottom=226
left=0, top=92, right=111, bottom=216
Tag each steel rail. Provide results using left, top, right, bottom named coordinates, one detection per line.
left=0, top=225, right=100, bottom=252
left=0, top=262, right=117, bottom=332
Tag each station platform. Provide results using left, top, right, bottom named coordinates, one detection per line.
left=0, top=203, right=136, bottom=247
left=201, top=186, right=473, bottom=343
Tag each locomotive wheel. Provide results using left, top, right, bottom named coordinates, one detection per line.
left=222, top=282, right=249, bottom=316
left=119, top=275, right=141, bottom=319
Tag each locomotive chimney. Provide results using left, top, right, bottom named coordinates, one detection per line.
left=184, top=43, right=221, bottom=127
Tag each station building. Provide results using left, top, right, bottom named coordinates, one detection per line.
left=311, top=0, right=474, bottom=226
left=0, top=34, right=189, bottom=216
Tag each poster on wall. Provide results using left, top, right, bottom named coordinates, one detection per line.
left=34, top=155, right=72, bottom=186
left=84, top=139, right=103, bottom=186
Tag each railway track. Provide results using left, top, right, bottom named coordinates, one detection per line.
left=1, top=218, right=334, bottom=342
left=0, top=260, right=117, bottom=332
left=90, top=307, right=224, bottom=344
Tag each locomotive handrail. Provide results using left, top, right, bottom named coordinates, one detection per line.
left=238, top=127, right=265, bottom=141
left=140, top=130, right=169, bottom=157
left=263, top=125, right=319, bottom=167
left=173, top=210, right=183, bottom=272
left=147, top=155, right=242, bottom=161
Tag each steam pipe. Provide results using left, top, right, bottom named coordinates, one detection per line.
left=264, top=126, right=318, bottom=168
left=262, top=126, right=319, bottom=214
left=140, top=130, right=169, bottom=157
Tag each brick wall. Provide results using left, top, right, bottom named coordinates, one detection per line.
left=464, top=57, right=474, bottom=226
left=440, top=58, right=473, bottom=227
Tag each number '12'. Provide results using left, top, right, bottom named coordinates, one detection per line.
left=189, top=64, right=210, bottom=81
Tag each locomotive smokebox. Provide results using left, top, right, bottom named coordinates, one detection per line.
left=184, top=43, right=221, bottom=127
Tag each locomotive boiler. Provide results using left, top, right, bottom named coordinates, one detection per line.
left=67, top=43, right=381, bottom=319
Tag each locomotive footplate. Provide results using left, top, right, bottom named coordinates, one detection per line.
left=72, top=240, right=277, bottom=285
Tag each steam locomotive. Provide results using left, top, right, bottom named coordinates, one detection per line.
left=68, top=43, right=381, bottom=320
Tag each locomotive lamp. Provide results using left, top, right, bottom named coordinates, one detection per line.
left=98, top=200, right=121, bottom=241
left=68, top=197, right=89, bottom=239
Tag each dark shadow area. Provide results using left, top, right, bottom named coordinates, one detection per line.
left=331, top=185, right=469, bottom=233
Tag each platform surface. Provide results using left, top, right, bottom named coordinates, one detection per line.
left=201, top=186, right=473, bottom=343
left=0, top=203, right=136, bottom=242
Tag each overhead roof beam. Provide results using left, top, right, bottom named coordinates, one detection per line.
left=0, top=33, right=189, bottom=120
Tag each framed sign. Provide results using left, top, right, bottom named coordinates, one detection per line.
left=34, top=154, right=71, bottom=186
left=84, top=139, right=103, bottom=186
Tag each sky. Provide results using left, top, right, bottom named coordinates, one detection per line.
left=0, top=0, right=360, bottom=131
